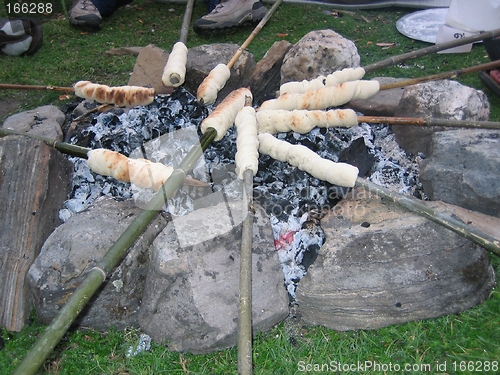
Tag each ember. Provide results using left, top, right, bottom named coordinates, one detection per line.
left=63, top=86, right=425, bottom=298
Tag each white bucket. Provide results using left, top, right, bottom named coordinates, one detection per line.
left=445, top=0, right=500, bottom=33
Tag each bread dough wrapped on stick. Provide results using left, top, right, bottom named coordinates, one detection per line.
left=196, top=63, right=231, bottom=105
left=74, top=81, right=155, bottom=107
left=162, top=41, right=188, bottom=87
left=235, top=106, right=259, bottom=179
left=87, top=149, right=173, bottom=191
left=200, top=87, right=253, bottom=141
left=279, top=67, right=365, bottom=95
left=257, top=108, right=358, bottom=134
left=258, top=133, right=359, bottom=188
left=259, top=80, right=379, bottom=111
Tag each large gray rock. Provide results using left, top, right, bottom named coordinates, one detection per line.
left=349, top=77, right=406, bottom=116
left=280, top=29, right=360, bottom=85
left=139, top=200, right=289, bottom=354
left=0, top=136, right=72, bottom=331
left=295, top=188, right=496, bottom=331
left=392, top=80, right=490, bottom=156
left=128, top=44, right=172, bottom=95
left=420, top=129, right=500, bottom=216
left=184, top=43, right=255, bottom=104
left=28, top=197, right=168, bottom=330
left=2, top=104, right=65, bottom=141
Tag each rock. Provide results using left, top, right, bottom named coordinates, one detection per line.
left=184, top=43, right=255, bottom=104
left=249, top=40, right=292, bottom=105
left=128, top=44, right=173, bottom=95
left=139, top=200, right=289, bottom=354
left=0, top=136, right=72, bottom=331
left=420, top=129, right=500, bottom=216
left=348, top=77, right=406, bottom=116
left=392, top=80, right=490, bottom=156
left=2, top=104, right=65, bottom=141
left=295, top=188, right=496, bottom=331
left=28, top=197, right=168, bottom=330
left=280, top=29, right=360, bottom=85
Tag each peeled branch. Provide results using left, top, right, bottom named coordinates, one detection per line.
left=279, top=67, right=366, bottom=95
left=74, top=81, right=155, bottom=107
left=235, top=106, right=259, bottom=179
left=258, top=133, right=359, bottom=187
left=87, top=149, right=174, bottom=191
left=200, top=87, right=253, bottom=141
left=256, top=108, right=358, bottom=134
left=258, top=80, right=379, bottom=111
left=162, top=41, right=189, bottom=87
left=196, top=63, right=231, bottom=105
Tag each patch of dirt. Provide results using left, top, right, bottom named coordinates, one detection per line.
left=0, top=98, right=23, bottom=123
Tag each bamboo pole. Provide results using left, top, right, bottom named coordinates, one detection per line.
left=0, top=83, right=74, bottom=92
left=227, top=0, right=284, bottom=69
left=355, top=178, right=500, bottom=257
left=238, top=168, right=255, bottom=375
left=379, top=60, right=500, bottom=90
left=12, top=127, right=218, bottom=375
left=357, top=116, right=500, bottom=130
left=363, top=28, right=500, bottom=74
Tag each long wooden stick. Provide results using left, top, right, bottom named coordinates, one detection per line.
left=179, top=0, right=195, bottom=45
left=238, top=168, right=255, bottom=375
left=380, top=60, right=500, bottom=90
left=363, top=28, right=500, bottom=74
left=0, top=83, right=74, bottom=92
left=355, top=178, right=500, bottom=256
left=12, top=128, right=218, bottom=375
left=227, top=0, right=284, bottom=69
left=357, top=116, right=500, bottom=130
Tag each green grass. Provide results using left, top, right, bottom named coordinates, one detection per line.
left=1, top=1, right=499, bottom=374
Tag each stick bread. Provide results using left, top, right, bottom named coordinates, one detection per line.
left=258, top=133, right=359, bottom=187
left=87, top=149, right=174, bottom=191
left=258, top=80, right=379, bottom=111
left=196, top=63, right=231, bottom=105
left=235, top=106, right=259, bottom=179
left=74, top=81, right=155, bottom=107
left=256, top=108, right=358, bottom=134
left=200, top=87, right=253, bottom=141
left=162, top=41, right=188, bottom=87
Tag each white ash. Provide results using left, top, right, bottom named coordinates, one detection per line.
left=62, top=88, right=424, bottom=299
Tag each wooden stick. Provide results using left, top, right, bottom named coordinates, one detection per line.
left=12, top=128, right=218, bottom=375
left=179, top=0, right=195, bottom=45
left=355, top=178, right=500, bottom=256
left=227, top=0, right=284, bottom=69
left=380, top=60, right=500, bottom=90
left=238, top=168, right=255, bottom=375
left=0, top=83, right=74, bottom=92
left=357, top=116, right=500, bottom=130
left=363, top=28, right=500, bottom=74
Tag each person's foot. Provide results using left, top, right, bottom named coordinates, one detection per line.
left=68, top=0, right=102, bottom=29
left=193, top=0, right=267, bottom=33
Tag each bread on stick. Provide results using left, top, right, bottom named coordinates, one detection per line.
left=200, top=87, right=253, bottom=141
left=256, top=108, right=358, bottom=134
left=235, top=106, right=259, bottom=179
left=74, top=81, right=155, bottom=107
left=258, top=80, right=379, bottom=111
left=87, top=149, right=173, bottom=191
left=162, top=41, right=188, bottom=87
left=258, top=133, right=359, bottom=187
left=196, top=63, right=231, bottom=105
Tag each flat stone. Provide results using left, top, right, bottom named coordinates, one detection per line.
left=295, top=188, right=496, bottom=331
left=349, top=77, right=406, bottom=116
left=0, top=136, right=72, bottom=331
left=139, top=200, right=289, bottom=354
left=28, top=197, right=168, bottom=330
left=128, top=44, right=173, bottom=95
left=2, top=104, right=65, bottom=141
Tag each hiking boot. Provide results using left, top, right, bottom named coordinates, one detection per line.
left=68, top=0, right=102, bottom=29
left=193, top=0, right=268, bottom=33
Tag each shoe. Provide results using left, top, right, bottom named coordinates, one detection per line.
left=68, top=0, right=102, bottom=29
left=193, top=0, right=268, bottom=33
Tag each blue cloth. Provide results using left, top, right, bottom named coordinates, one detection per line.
left=91, top=0, right=133, bottom=17
left=204, top=0, right=219, bottom=12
